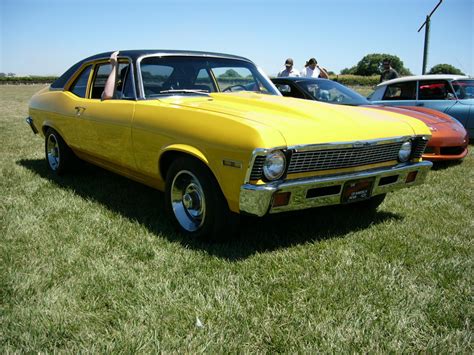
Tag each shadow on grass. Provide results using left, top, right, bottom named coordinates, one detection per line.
left=18, top=158, right=403, bottom=261
left=430, top=160, right=464, bottom=171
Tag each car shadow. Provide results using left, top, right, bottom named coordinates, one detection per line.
left=431, top=160, right=464, bottom=171
left=18, top=159, right=403, bottom=261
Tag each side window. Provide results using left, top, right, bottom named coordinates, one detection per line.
left=69, top=65, right=92, bottom=98
left=90, top=62, right=132, bottom=99
left=382, top=82, right=416, bottom=100
left=418, top=80, right=454, bottom=100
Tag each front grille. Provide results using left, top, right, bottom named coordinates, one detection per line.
left=248, top=137, right=429, bottom=181
left=440, top=146, right=465, bottom=155
left=411, top=137, right=429, bottom=158
left=287, top=142, right=402, bottom=174
left=249, top=155, right=265, bottom=180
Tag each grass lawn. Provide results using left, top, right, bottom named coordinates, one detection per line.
left=1, top=85, right=473, bottom=352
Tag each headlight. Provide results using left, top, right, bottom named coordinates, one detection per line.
left=263, top=150, right=286, bottom=180
left=398, top=141, right=412, bottom=162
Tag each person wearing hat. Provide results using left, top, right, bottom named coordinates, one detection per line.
left=301, top=57, right=329, bottom=79
left=277, top=58, right=300, bottom=77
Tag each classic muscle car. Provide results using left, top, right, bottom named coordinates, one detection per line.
left=27, top=50, right=432, bottom=240
left=272, top=77, right=469, bottom=161
left=368, top=75, right=474, bottom=139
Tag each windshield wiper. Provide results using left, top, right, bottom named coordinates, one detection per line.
left=158, top=89, right=210, bottom=96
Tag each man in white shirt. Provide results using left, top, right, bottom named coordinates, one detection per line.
left=301, top=57, right=329, bottom=79
left=277, top=58, right=300, bottom=77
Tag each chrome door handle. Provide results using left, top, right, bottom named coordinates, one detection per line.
left=74, top=106, right=86, bottom=116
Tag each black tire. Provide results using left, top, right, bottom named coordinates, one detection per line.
left=44, top=128, right=74, bottom=175
left=164, top=156, right=238, bottom=241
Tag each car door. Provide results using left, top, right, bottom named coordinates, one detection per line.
left=74, top=60, right=137, bottom=169
left=416, top=79, right=457, bottom=112
left=60, top=64, right=94, bottom=149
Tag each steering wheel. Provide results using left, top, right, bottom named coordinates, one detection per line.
left=223, top=85, right=247, bottom=92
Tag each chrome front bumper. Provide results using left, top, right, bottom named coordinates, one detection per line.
left=239, top=161, right=432, bottom=216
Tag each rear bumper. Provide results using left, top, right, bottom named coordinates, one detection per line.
left=26, top=116, right=38, bottom=134
left=239, top=161, right=432, bottom=216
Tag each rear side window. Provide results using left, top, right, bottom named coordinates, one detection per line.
left=418, top=80, right=454, bottom=100
left=69, top=65, right=92, bottom=98
left=382, top=82, right=416, bottom=100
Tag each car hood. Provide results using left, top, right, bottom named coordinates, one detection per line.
left=161, top=92, right=430, bottom=146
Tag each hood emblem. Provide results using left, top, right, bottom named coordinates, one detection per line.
left=352, top=141, right=372, bottom=148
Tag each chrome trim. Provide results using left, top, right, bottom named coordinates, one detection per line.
left=222, top=159, right=242, bottom=169
left=243, top=147, right=286, bottom=184
left=288, top=135, right=430, bottom=153
left=25, top=116, right=38, bottom=134
left=243, top=135, right=430, bottom=184
left=240, top=161, right=432, bottom=216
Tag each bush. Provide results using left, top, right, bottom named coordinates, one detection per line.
left=329, top=75, right=380, bottom=87
left=0, top=76, right=58, bottom=84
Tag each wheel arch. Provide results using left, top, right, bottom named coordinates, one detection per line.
left=159, top=144, right=212, bottom=182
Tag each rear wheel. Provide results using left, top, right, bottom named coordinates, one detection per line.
left=164, top=157, right=237, bottom=241
left=44, top=128, right=74, bottom=175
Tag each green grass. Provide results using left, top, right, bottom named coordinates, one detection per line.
left=1, top=85, right=473, bottom=352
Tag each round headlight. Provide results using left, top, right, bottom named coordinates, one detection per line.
left=263, top=150, right=286, bottom=180
left=398, top=141, right=412, bottom=162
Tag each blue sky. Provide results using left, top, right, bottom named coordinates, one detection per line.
left=1, top=0, right=472, bottom=76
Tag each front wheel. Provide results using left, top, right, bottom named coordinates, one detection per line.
left=44, top=128, right=74, bottom=175
left=164, top=157, right=237, bottom=241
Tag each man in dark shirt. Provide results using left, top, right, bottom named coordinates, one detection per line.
left=380, top=58, right=399, bottom=83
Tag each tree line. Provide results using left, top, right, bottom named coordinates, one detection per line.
left=340, top=53, right=465, bottom=76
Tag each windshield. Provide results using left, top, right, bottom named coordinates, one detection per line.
left=298, top=79, right=370, bottom=106
left=139, top=56, right=279, bottom=98
left=451, top=80, right=474, bottom=100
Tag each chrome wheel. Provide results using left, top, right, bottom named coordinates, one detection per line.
left=170, top=170, right=206, bottom=232
left=46, top=133, right=60, bottom=171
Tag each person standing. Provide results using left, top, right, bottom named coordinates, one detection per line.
left=301, top=58, right=329, bottom=79
left=379, top=58, right=399, bottom=83
left=277, top=58, right=300, bottom=77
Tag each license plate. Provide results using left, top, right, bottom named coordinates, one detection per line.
left=341, top=178, right=374, bottom=203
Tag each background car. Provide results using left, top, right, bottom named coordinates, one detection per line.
left=367, top=75, right=474, bottom=139
left=27, top=50, right=432, bottom=240
left=272, top=77, right=469, bottom=161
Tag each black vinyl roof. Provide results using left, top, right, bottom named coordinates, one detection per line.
left=51, top=49, right=253, bottom=89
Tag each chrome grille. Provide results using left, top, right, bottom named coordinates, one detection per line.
left=287, top=142, right=403, bottom=174
left=412, top=137, right=429, bottom=158
left=250, top=155, right=265, bottom=180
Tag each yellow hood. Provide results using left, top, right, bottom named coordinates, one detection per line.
left=162, top=92, right=430, bottom=147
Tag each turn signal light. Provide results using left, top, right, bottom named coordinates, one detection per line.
left=272, top=192, right=291, bottom=207
left=406, top=171, right=418, bottom=183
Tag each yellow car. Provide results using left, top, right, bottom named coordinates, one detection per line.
left=27, top=50, right=432, bottom=240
